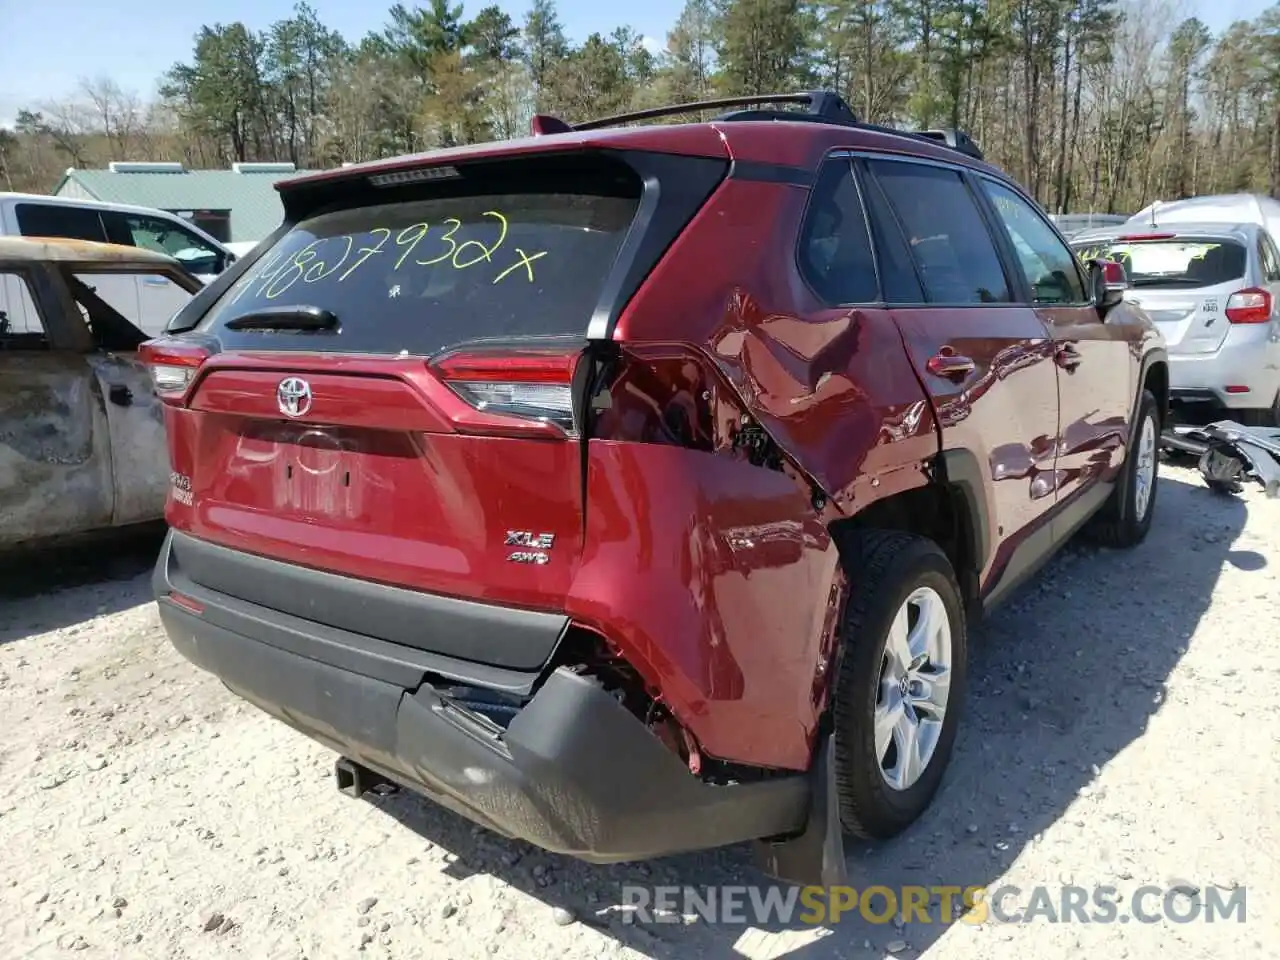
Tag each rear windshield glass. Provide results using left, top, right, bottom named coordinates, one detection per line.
left=1072, top=237, right=1247, bottom=289
left=198, top=187, right=639, bottom=355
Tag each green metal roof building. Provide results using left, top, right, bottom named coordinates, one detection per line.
left=52, top=161, right=315, bottom=244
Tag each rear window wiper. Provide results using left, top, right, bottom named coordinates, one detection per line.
left=1128, top=277, right=1208, bottom=287
left=223, top=305, right=339, bottom=331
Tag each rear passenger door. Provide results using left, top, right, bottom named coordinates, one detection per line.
left=975, top=177, right=1132, bottom=515
left=856, top=155, right=1061, bottom=600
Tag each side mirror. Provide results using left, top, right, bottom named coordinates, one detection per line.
left=1088, top=258, right=1128, bottom=317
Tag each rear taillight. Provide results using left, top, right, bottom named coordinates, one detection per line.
left=1225, top=287, right=1273, bottom=324
left=138, top=337, right=213, bottom=403
left=432, top=347, right=580, bottom=435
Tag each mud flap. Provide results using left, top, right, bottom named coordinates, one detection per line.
left=751, top=734, right=847, bottom=887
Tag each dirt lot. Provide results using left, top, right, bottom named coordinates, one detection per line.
left=1, top=464, right=1277, bottom=959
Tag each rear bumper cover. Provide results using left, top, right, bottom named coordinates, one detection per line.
left=153, top=530, right=808, bottom=861
left=1169, top=337, right=1280, bottom=409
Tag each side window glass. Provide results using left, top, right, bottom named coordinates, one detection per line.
left=125, top=215, right=222, bottom=273
left=14, top=203, right=107, bottom=242
left=0, top=271, right=48, bottom=349
left=866, top=160, right=1010, bottom=304
left=797, top=159, right=879, bottom=305
left=980, top=179, right=1088, bottom=304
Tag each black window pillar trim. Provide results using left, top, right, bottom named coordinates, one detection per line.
left=586, top=150, right=729, bottom=341
left=963, top=170, right=1036, bottom=305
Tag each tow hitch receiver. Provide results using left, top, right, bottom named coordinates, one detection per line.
left=335, top=757, right=398, bottom=798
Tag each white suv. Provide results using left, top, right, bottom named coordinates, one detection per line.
left=0, top=193, right=235, bottom=336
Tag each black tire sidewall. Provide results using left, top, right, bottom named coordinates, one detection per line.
left=833, top=539, right=968, bottom=837
left=1122, top=391, right=1160, bottom=537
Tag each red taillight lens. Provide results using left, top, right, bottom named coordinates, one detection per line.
left=138, top=337, right=213, bottom=403
left=1225, top=287, right=1273, bottom=324
left=431, top=347, right=580, bottom=434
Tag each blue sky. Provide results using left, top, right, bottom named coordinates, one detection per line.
left=0, top=0, right=1274, bottom=127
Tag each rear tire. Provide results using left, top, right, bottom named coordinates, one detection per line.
left=1085, top=388, right=1159, bottom=548
left=831, top=530, right=968, bottom=839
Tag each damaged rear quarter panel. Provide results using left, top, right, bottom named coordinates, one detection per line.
left=614, top=177, right=939, bottom=509
left=588, top=176, right=938, bottom=769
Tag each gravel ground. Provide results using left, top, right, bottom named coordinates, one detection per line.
left=1, top=464, right=1277, bottom=960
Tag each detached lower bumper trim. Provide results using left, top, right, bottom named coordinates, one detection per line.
left=156, top=598, right=809, bottom=863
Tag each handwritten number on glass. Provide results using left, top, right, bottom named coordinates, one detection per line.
left=416, top=218, right=461, bottom=266
left=452, top=211, right=509, bottom=267
left=227, top=209, right=549, bottom=301
left=394, top=223, right=430, bottom=269
left=339, top=228, right=391, bottom=282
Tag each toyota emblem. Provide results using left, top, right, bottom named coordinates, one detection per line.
left=277, top=377, right=313, bottom=418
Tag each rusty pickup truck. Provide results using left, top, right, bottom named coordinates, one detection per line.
left=0, top=237, right=202, bottom=549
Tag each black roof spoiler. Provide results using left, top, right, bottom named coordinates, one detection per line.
left=529, top=91, right=985, bottom=161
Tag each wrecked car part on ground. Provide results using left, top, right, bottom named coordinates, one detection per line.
left=1163, top=421, right=1280, bottom=497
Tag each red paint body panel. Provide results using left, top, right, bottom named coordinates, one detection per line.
left=165, top=413, right=583, bottom=610
left=1035, top=304, right=1137, bottom=501
left=891, top=307, right=1060, bottom=590
left=566, top=443, right=838, bottom=770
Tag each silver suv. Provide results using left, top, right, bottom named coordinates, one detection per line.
left=1073, top=221, right=1280, bottom=426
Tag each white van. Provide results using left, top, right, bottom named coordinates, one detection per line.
left=0, top=193, right=235, bottom=336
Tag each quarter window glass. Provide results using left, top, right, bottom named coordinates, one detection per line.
left=981, top=179, right=1088, bottom=304
left=797, top=159, right=879, bottom=304
left=867, top=161, right=1010, bottom=304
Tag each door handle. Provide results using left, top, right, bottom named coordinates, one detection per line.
left=926, top=352, right=976, bottom=381
left=108, top=384, right=133, bottom=406
left=142, top=276, right=169, bottom=287
left=1055, top=345, right=1082, bottom=372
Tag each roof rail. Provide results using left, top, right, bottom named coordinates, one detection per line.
left=909, top=128, right=984, bottom=161
left=567, top=91, right=858, bottom=132
left=533, top=91, right=985, bottom=162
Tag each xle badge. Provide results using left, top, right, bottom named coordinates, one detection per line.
left=506, top=530, right=555, bottom=565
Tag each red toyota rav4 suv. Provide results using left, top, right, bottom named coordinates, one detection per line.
left=142, top=92, right=1167, bottom=885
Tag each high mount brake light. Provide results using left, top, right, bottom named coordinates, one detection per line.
left=1225, top=287, right=1273, bottom=324
left=432, top=348, right=580, bottom=435
left=1115, top=232, right=1177, bottom=241
left=138, top=337, right=212, bottom=402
